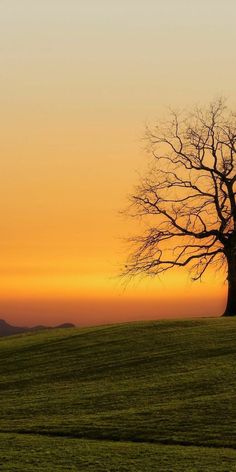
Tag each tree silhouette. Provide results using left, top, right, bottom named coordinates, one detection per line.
left=125, top=99, right=236, bottom=316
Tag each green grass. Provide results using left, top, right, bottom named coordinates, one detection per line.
left=1, top=433, right=236, bottom=471
left=1, top=318, right=236, bottom=470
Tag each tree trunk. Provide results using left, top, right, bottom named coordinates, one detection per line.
left=223, top=251, right=236, bottom=316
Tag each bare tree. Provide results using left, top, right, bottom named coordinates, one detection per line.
left=125, top=99, right=236, bottom=316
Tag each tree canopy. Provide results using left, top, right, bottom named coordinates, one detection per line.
left=125, top=99, right=236, bottom=315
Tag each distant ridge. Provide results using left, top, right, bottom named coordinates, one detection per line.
left=0, top=319, right=75, bottom=337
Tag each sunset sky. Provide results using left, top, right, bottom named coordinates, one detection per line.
left=0, top=1, right=235, bottom=325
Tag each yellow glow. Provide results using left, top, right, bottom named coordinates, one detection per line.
left=0, top=1, right=234, bottom=324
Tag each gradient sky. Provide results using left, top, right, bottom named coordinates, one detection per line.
left=0, top=0, right=235, bottom=325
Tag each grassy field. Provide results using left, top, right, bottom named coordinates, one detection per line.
left=0, top=318, right=236, bottom=470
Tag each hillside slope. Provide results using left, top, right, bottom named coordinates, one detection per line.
left=1, top=318, right=236, bottom=470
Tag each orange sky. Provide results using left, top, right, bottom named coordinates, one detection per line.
left=0, top=1, right=235, bottom=326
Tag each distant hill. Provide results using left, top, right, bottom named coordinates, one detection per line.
left=0, top=319, right=75, bottom=337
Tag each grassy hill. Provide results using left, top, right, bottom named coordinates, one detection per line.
left=1, top=318, right=236, bottom=470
